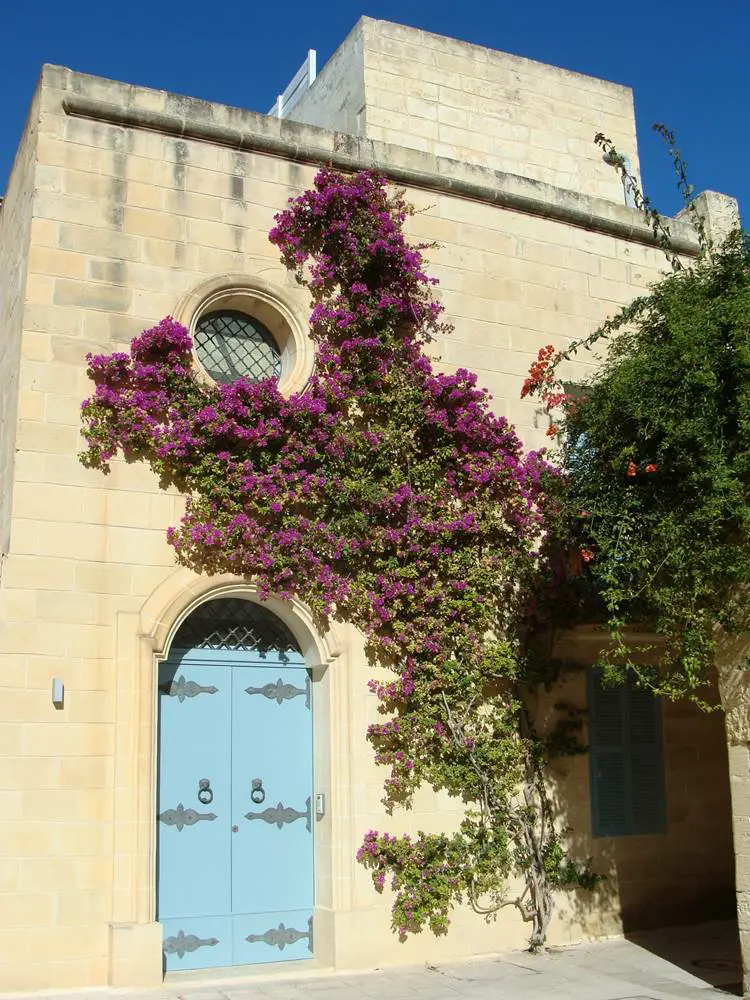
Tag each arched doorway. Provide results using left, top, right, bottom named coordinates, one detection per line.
left=156, top=598, right=314, bottom=973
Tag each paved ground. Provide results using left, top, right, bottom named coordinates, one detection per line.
left=0, top=921, right=743, bottom=1000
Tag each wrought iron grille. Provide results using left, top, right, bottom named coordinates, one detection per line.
left=194, top=310, right=281, bottom=384
left=172, top=599, right=301, bottom=653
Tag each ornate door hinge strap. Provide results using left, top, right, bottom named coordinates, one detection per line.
left=245, top=916, right=313, bottom=953
left=245, top=675, right=310, bottom=708
left=244, top=796, right=311, bottom=832
left=158, top=802, right=217, bottom=831
left=159, top=675, right=219, bottom=702
left=163, top=930, right=219, bottom=958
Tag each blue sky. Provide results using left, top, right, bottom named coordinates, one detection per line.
left=1, top=0, right=746, bottom=221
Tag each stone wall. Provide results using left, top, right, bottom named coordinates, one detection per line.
left=291, top=17, right=640, bottom=204
left=719, top=646, right=750, bottom=995
left=0, top=61, right=737, bottom=991
left=0, top=83, right=40, bottom=555
left=284, top=20, right=366, bottom=136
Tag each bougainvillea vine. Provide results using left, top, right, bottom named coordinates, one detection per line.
left=80, top=168, right=598, bottom=948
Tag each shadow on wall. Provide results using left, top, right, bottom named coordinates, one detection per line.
left=533, top=643, right=737, bottom=961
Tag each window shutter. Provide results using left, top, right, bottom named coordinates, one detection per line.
left=589, top=669, right=666, bottom=837
left=589, top=672, right=629, bottom=836
left=627, top=683, right=665, bottom=834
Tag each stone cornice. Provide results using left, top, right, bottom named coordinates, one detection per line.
left=61, top=93, right=701, bottom=258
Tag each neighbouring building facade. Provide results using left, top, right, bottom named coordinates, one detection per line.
left=0, top=16, right=747, bottom=993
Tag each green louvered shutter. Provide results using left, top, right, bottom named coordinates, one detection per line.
left=589, top=670, right=665, bottom=837
left=589, top=671, right=628, bottom=836
left=627, top=683, right=666, bottom=834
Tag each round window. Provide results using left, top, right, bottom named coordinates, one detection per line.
left=193, top=309, right=281, bottom=385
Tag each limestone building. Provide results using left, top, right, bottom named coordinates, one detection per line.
left=0, top=15, right=747, bottom=993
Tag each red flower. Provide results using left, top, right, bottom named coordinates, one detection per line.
left=521, top=345, right=557, bottom=399
left=626, top=461, right=637, bottom=477
left=645, top=463, right=658, bottom=473
left=580, top=548, right=594, bottom=563
left=545, top=423, right=558, bottom=437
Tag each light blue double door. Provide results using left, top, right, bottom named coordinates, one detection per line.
left=157, top=647, right=314, bottom=972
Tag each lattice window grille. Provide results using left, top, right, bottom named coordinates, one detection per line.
left=172, top=599, right=301, bottom=653
left=194, top=309, right=281, bottom=385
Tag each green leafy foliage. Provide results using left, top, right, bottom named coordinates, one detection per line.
left=534, top=134, right=750, bottom=698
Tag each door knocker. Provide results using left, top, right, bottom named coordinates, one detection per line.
left=250, top=778, right=265, bottom=804
left=197, top=778, right=213, bottom=805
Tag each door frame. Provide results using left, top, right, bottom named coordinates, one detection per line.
left=109, top=570, right=349, bottom=985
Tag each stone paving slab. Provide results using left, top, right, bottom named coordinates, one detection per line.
left=0, top=926, right=743, bottom=1000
